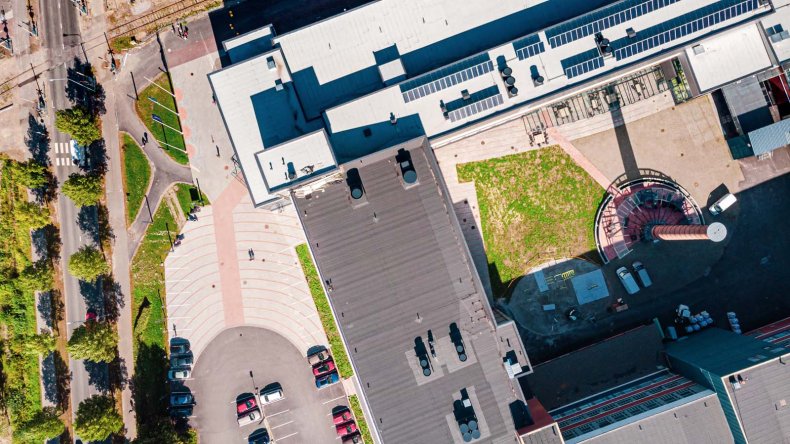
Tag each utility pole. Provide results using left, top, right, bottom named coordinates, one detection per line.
left=31, top=63, right=45, bottom=111
left=104, top=32, right=116, bottom=74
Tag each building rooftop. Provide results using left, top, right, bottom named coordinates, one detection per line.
left=522, top=325, right=665, bottom=411
left=747, top=316, right=790, bottom=349
left=255, top=129, right=337, bottom=192
left=577, top=393, right=733, bottom=444
left=761, top=1, right=790, bottom=63
left=685, top=23, right=772, bottom=92
left=291, top=138, right=525, bottom=443
left=725, top=355, right=790, bottom=444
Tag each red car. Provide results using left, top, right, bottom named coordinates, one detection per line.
left=237, top=396, right=257, bottom=415
left=313, top=359, right=336, bottom=377
left=336, top=422, right=357, bottom=438
left=85, top=309, right=97, bottom=321
left=332, top=409, right=353, bottom=425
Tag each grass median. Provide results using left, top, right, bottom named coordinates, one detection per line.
left=121, top=133, right=151, bottom=225
left=348, top=395, right=372, bottom=443
left=130, top=183, right=203, bottom=443
left=457, top=146, right=603, bottom=298
left=296, top=244, right=353, bottom=379
left=135, top=73, right=188, bottom=165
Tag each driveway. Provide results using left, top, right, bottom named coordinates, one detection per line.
left=186, top=326, right=347, bottom=444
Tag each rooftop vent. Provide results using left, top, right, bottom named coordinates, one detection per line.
left=461, top=89, right=471, bottom=100
left=389, top=112, right=398, bottom=125
left=626, top=27, right=636, bottom=39
left=266, top=56, right=276, bottom=71
left=692, top=44, right=705, bottom=55
left=450, top=322, right=467, bottom=362
left=346, top=168, right=365, bottom=200
left=530, top=65, right=544, bottom=87
left=500, top=66, right=513, bottom=78
left=595, top=32, right=613, bottom=58
left=274, top=79, right=284, bottom=91
left=414, top=337, right=431, bottom=377
left=396, top=149, right=418, bottom=185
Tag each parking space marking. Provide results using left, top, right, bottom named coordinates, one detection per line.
left=275, top=432, right=299, bottom=441
left=264, top=408, right=290, bottom=418
left=322, top=395, right=347, bottom=405
left=270, top=420, right=293, bottom=430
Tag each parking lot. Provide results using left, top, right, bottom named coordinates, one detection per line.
left=185, top=326, right=348, bottom=443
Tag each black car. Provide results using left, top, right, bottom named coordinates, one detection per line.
left=248, top=428, right=270, bottom=444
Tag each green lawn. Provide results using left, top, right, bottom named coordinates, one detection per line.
left=295, top=244, right=353, bottom=379
left=135, top=73, right=188, bottom=165
left=348, top=395, right=372, bottom=443
left=130, top=183, right=202, bottom=443
left=121, top=133, right=151, bottom=225
left=0, top=159, right=44, bottom=430
left=457, top=146, right=604, bottom=298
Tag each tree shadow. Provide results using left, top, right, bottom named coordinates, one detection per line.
left=25, top=114, right=50, bottom=165
left=97, top=204, right=114, bottom=245
left=82, top=138, right=108, bottom=176
left=37, top=291, right=55, bottom=330
left=78, top=278, right=104, bottom=317
left=132, top=343, right=170, bottom=436
left=108, top=356, right=128, bottom=393
left=84, top=360, right=111, bottom=393
left=101, top=275, right=124, bottom=323
left=77, top=205, right=100, bottom=245
left=31, top=224, right=61, bottom=262
left=41, top=350, right=70, bottom=410
left=65, top=57, right=106, bottom=116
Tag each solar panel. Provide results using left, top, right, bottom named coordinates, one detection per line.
left=561, top=49, right=606, bottom=79
left=613, top=0, right=760, bottom=60
left=546, top=0, right=681, bottom=48
left=447, top=94, right=504, bottom=123
left=400, top=54, right=495, bottom=103
left=513, top=34, right=546, bottom=61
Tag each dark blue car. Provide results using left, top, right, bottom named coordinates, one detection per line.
left=315, top=371, right=340, bottom=388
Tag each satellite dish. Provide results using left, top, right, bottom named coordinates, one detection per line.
left=403, top=170, right=417, bottom=184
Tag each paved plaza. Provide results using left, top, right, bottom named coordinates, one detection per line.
left=164, top=180, right=327, bottom=360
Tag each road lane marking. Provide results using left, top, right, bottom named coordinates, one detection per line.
left=270, top=420, right=293, bottom=430
left=265, top=408, right=289, bottom=418
left=274, top=432, right=298, bottom=441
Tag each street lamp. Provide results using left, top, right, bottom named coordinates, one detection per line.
left=49, top=77, right=96, bottom=92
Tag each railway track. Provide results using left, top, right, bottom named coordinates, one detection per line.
left=108, top=0, right=218, bottom=38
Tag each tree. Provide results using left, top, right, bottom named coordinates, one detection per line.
left=23, top=331, right=57, bottom=355
left=62, top=173, right=103, bottom=207
left=13, top=407, right=65, bottom=443
left=55, top=106, right=101, bottom=147
left=68, top=245, right=108, bottom=282
left=17, top=259, right=54, bottom=292
left=15, top=201, right=50, bottom=230
left=67, top=321, right=118, bottom=362
left=11, top=160, right=49, bottom=189
left=74, top=395, right=123, bottom=442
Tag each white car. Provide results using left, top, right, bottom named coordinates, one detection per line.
left=632, top=262, right=652, bottom=288
left=237, top=408, right=262, bottom=427
left=260, top=387, right=284, bottom=404
left=168, top=368, right=191, bottom=380
left=709, top=193, right=736, bottom=216
left=616, top=267, right=640, bottom=295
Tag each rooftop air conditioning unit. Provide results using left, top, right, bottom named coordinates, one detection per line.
left=461, top=89, right=471, bottom=100
left=274, top=79, right=284, bottom=91
left=266, top=56, right=276, bottom=71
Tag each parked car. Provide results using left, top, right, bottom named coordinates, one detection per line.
left=709, top=193, right=736, bottom=216
left=333, top=409, right=353, bottom=425
left=336, top=422, right=358, bottom=438
left=85, top=309, right=97, bottom=321
left=342, top=435, right=362, bottom=444
left=632, top=262, right=652, bottom=288
left=248, top=428, right=270, bottom=444
left=170, top=392, right=194, bottom=406
left=237, top=409, right=261, bottom=427
left=260, top=387, right=284, bottom=405
left=169, top=405, right=193, bottom=418
left=170, top=338, right=190, bottom=355
left=168, top=368, right=191, bottom=380
left=237, top=395, right=258, bottom=415
left=616, top=266, right=640, bottom=295
left=171, top=353, right=194, bottom=368
left=308, top=348, right=331, bottom=365
left=315, top=371, right=340, bottom=388
left=313, top=359, right=336, bottom=377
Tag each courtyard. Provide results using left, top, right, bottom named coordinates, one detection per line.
left=449, top=95, right=790, bottom=363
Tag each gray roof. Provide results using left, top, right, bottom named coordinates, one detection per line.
left=524, top=326, right=665, bottom=411
left=292, top=138, right=522, bottom=443
left=521, top=424, right=565, bottom=444
left=748, top=119, right=790, bottom=156
left=579, top=393, right=734, bottom=444
left=726, top=356, right=790, bottom=444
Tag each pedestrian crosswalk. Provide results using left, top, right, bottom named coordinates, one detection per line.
left=52, top=141, right=75, bottom=167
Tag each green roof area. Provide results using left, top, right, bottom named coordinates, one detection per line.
left=666, top=328, right=787, bottom=377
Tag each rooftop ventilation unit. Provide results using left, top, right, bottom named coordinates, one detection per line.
left=274, top=79, right=284, bottom=91
left=449, top=322, right=467, bottom=362
left=389, top=112, right=398, bottom=125
left=461, top=89, right=471, bottom=100
left=266, top=56, right=276, bottom=71
left=346, top=168, right=365, bottom=200
left=595, top=32, right=613, bottom=58
left=396, top=149, right=418, bottom=185
left=626, top=27, right=637, bottom=39
left=500, top=66, right=513, bottom=78
left=530, top=65, right=544, bottom=87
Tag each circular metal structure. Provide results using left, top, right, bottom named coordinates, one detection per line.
left=403, top=170, right=418, bottom=184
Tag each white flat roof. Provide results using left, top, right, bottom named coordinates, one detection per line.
left=686, top=24, right=771, bottom=92
left=209, top=49, right=291, bottom=205
left=273, top=0, right=549, bottom=85
left=325, top=0, right=768, bottom=139
left=222, top=25, right=274, bottom=52
left=256, top=129, right=337, bottom=191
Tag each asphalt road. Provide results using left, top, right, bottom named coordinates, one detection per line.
left=187, top=327, right=347, bottom=444
left=39, top=0, right=109, bottom=433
